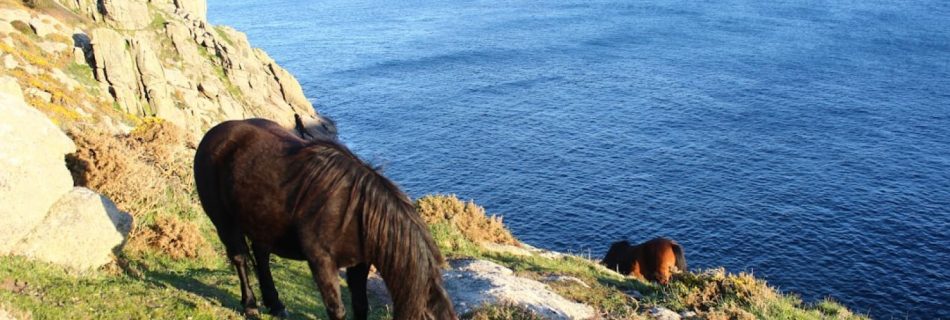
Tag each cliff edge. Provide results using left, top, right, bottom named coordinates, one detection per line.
left=1, top=0, right=329, bottom=137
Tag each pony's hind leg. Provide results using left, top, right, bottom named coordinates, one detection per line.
left=217, top=228, right=259, bottom=317
left=346, top=263, right=371, bottom=320
left=251, top=244, right=288, bottom=318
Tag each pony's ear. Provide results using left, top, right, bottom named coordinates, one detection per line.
left=294, top=113, right=305, bottom=130
left=294, top=113, right=313, bottom=139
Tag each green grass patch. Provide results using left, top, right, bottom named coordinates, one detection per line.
left=150, top=11, right=167, bottom=30
left=213, top=26, right=236, bottom=47
left=66, top=62, right=99, bottom=90
left=0, top=252, right=393, bottom=319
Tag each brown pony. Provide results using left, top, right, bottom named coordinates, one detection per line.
left=194, top=118, right=456, bottom=320
left=601, top=237, right=687, bottom=285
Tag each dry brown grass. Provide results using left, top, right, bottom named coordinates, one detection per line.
left=66, top=125, right=165, bottom=213
left=416, top=194, right=519, bottom=246
left=129, top=214, right=208, bottom=260
left=66, top=120, right=207, bottom=260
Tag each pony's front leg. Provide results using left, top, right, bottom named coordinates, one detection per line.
left=307, top=256, right=346, bottom=320
left=346, top=263, right=371, bottom=320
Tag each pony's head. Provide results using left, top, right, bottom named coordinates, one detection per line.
left=294, top=113, right=338, bottom=141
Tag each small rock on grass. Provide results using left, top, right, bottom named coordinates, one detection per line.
left=649, top=307, right=681, bottom=320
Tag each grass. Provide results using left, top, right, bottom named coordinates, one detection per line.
left=150, top=11, right=167, bottom=30
left=0, top=254, right=393, bottom=320
left=213, top=26, right=236, bottom=47
left=65, top=62, right=99, bottom=91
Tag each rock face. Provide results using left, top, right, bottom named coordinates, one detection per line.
left=174, top=0, right=207, bottom=21
left=89, top=27, right=140, bottom=113
left=35, top=0, right=329, bottom=138
left=12, top=187, right=132, bottom=272
left=0, top=85, right=76, bottom=255
left=443, top=259, right=595, bottom=320
left=0, top=83, right=132, bottom=272
left=100, top=0, right=150, bottom=30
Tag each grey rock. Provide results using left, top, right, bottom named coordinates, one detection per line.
left=132, top=38, right=176, bottom=117
left=52, top=0, right=102, bottom=22
left=443, top=259, right=595, bottom=320
left=649, top=307, right=681, bottom=320
left=90, top=28, right=140, bottom=114
left=100, top=0, right=150, bottom=30
left=25, top=87, right=52, bottom=103
left=174, top=0, right=207, bottom=21
left=29, top=16, right=63, bottom=38
left=13, top=187, right=133, bottom=272
left=72, top=47, right=87, bottom=65
left=51, top=68, right=81, bottom=91
left=38, top=41, right=69, bottom=55
left=0, top=88, right=76, bottom=255
left=2, top=54, right=16, bottom=70
left=0, top=76, right=23, bottom=100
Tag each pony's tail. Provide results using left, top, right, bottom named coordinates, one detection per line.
left=672, top=241, right=687, bottom=272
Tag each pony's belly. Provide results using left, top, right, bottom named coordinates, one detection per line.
left=251, top=229, right=306, bottom=260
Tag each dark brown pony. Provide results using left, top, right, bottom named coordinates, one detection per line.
left=194, top=118, right=456, bottom=320
left=601, top=237, right=686, bottom=285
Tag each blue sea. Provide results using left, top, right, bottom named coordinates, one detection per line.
left=208, top=1, right=950, bottom=318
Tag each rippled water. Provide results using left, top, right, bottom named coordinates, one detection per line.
left=208, top=0, right=950, bottom=318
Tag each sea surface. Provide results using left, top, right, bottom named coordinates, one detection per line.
left=207, top=1, right=950, bottom=318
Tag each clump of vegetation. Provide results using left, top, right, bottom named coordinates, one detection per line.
left=130, top=214, right=208, bottom=260
left=416, top=194, right=519, bottom=246
left=66, top=120, right=210, bottom=261
left=10, top=20, right=34, bottom=36
left=659, top=268, right=864, bottom=320
left=66, top=124, right=165, bottom=213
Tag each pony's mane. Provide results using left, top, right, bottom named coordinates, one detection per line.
left=286, top=139, right=445, bottom=318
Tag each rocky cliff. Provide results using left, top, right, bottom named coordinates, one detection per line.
left=0, top=0, right=330, bottom=137
left=0, top=0, right=331, bottom=272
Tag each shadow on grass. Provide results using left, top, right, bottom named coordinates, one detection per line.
left=135, top=255, right=393, bottom=319
left=142, top=267, right=242, bottom=311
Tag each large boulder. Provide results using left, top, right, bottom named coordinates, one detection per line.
left=12, top=187, right=132, bottom=272
left=442, top=259, right=595, bottom=320
left=0, top=83, right=76, bottom=255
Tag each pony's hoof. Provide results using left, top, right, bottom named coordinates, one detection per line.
left=270, top=309, right=290, bottom=319
left=268, top=308, right=289, bottom=318
left=243, top=307, right=261, bottom=319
